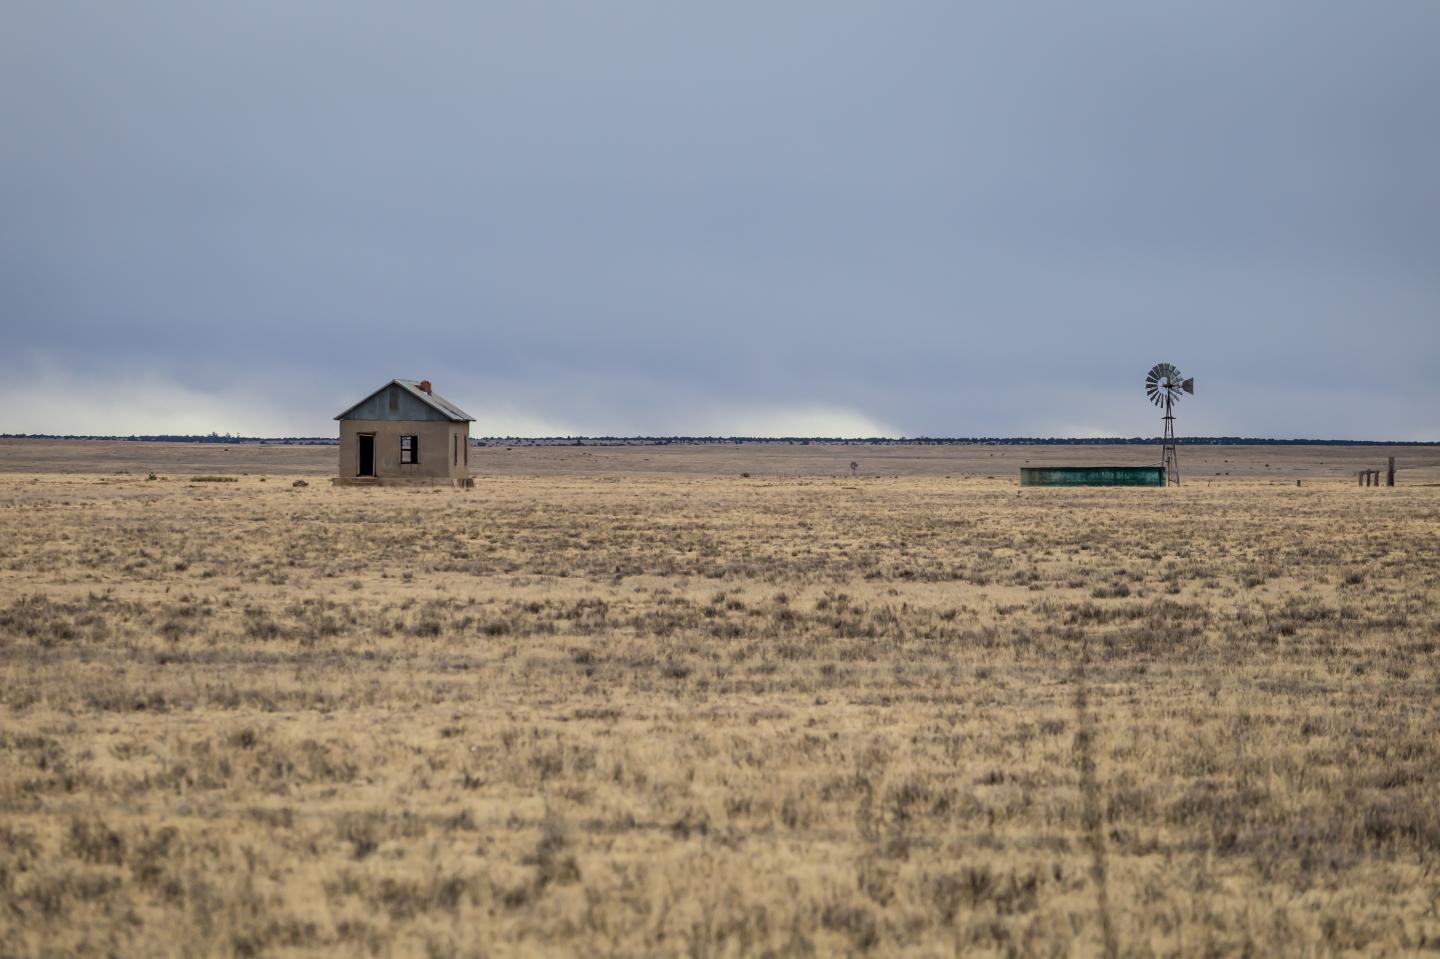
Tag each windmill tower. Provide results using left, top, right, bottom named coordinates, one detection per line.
left=1145, top=363, right=1194, bottom=485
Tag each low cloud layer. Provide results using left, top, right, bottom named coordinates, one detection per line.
left=3, top=354, right=1437, bottom=441
left=0, top=362, right=904, bottom=439
left=0, top=365, right=302, bottom=438
left=664, top=404, right=898, bottom=440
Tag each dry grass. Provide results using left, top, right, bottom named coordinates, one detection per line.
left=1, top=447, right=1438, bottom=956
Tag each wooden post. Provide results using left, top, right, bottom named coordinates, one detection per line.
left=1387, top=457, right=1396, bottom=487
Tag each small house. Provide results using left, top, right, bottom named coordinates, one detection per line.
left=334, top=379, right=475, bottom=486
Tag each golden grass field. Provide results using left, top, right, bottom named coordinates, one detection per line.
left=2, top=440, right=1439, bottom=957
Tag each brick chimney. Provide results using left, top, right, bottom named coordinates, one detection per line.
left=418, top=380, right=432, bottom=394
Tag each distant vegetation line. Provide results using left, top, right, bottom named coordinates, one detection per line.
left=3, top=433, right=1436, bottom=447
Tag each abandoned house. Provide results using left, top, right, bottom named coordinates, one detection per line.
left=334, top=379, right=475, bottom=486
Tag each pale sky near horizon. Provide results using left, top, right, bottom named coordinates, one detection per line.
left=2, top=2, right=1437, bottom=439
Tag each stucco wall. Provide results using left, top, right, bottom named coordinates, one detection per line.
left=339, top=420, right=470, bottom=483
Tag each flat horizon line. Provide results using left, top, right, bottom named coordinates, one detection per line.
left=3, top=433, right=1437, bottom=447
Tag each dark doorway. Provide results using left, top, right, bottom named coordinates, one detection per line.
left=358, top=434, right=375, bottom=477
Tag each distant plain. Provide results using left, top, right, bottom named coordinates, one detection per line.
left=3, top=437, right=1438, bottom=482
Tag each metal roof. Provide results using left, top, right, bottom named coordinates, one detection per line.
left=334, top=379, right=476, bottom=422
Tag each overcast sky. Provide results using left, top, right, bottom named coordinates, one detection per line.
left=2, top=2, right=1436, bottom=438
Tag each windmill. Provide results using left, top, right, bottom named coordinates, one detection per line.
left=1145, top=363, right=1194, bottom=485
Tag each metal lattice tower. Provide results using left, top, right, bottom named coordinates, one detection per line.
left=1160, top=391, right=1180, bottom=485
left=1145, top=363, right=1193, bottom=486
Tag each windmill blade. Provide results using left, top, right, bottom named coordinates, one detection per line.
left=1146, top=363, right=1181, bottom=405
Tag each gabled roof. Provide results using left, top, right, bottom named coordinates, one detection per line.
left=334, top=379, right=475, bottom=422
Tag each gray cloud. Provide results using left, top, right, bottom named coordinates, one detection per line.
left=2, top=1, right=1437, bottom=438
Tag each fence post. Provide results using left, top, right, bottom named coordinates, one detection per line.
left=1387, top=457, right=1395, bottom=487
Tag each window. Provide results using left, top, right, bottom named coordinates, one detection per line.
left=400, top=434, right=418, bottom=464
left=453, top=434, right=458, bottom=466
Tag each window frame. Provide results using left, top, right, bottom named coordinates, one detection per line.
left=400, top=433, right=419, bottom=465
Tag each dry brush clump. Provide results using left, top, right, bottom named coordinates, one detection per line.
left=0, top=469, right=1437, bottom=956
